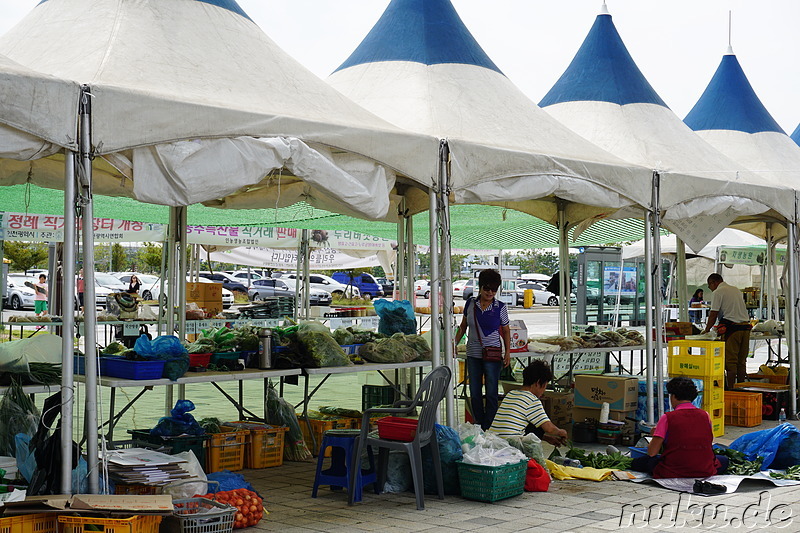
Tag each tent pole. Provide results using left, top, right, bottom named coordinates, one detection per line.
left=302, top=231, right=311, bottom=317
left=788, top=218, right=799, bottom=416
left=164, top=207, right=178, bottom=415
left=676, top=237, right=688, bottom=322
left=177, top=207, right=187, bottom=340
left=644, top=208, right=655, bottom=426
left=771, top=224, right=780, bottom=320
left=429, top=187, right=441, bottom=371
left=438, top=141, right=455, bottom=425
left=60, top=150, right=78, bottom=494
left=396, top=199, right=406, bottom=300
left=557, top=202, right=570, bottom=335
left=406, top=215, right=415, bottom=303
left=652, top=172, right=665, bottom=419
left=766, top=224, right=773, bottom=320
left=78, top=86, right=99, bottom=494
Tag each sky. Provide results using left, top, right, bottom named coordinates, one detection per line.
left=0, top=0, right=798, bottom=133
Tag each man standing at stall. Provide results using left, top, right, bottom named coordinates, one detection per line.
left=702, top=273, right=751, bottom=388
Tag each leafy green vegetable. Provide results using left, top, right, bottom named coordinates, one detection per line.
left=770, top=465, right=800, bottom=480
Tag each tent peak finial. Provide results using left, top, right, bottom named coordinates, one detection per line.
left=726, top=10, right=734, bottom=55
left=600, top=1, right=610, bottom=15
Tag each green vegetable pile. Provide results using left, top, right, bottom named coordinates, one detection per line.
left=770, top=464, right=800, bottom=480
left=715, top=448, right=764, bottom=475
left=562, top=445, right=633, bottom=470
left=199, top=417, right=224, bottom=434
left=317, top=406, right=363, bottom=419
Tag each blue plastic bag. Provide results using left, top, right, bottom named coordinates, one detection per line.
left=422, top=424, right=463, bottom=495
left=729, top=423, right=800, bottom=469
left=134, top=335, right=189, bottom=380
left=150, top=399, right=204, bottom=436
left=206, top=470, right=256, bottom=493
left=374, top=299, right=416, bottom=335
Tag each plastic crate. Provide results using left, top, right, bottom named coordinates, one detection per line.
left=725, top=391, right=763, bottom=427
left=457, top=460, right=527, bottom=502
left=667, top=340, right=725, bottom=379
left=102, top=357, right=166, bottom=380
left=362, top=384, right=396, bottom=411
left=58, top=514, right=162, bottom=533
left=163, top=497, right=236, bottom=533
left=376, top=417, right=418, bottom=442
left=705, top=402, right=725, bottom=437
left=188, top=352, right=211, bottom=368
left=702, top=377, right=725, bottom=407
left=128, top=430, right=209, bottom=471
left=296, top=416, right=356, bottom=457
left=0, top=513, right=57, bottom=533
left=210, top=352, right=242, bottom=368
left=207, top=429, right=249, bottom=472
left=224, top=421, right=288, bottom=468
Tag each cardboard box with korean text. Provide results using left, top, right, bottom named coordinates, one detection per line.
left=542, top=391, right=574, bottom=428
left=574, top=374, right=638, bottom=412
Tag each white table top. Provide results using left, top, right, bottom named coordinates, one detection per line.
left=75, top=367, right=301, bottom=388
left=457, top=344, right=647, bottom=360
left=304, top=360, right=432, bottom=375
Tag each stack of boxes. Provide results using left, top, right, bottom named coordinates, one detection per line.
left=666, top=340, right=725, bottom=437
left=186, top=282, right=223, bottom=317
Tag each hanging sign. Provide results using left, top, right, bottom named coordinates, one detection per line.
left=717, top=246, right=786, bottom=266
left=0, top=212, right=165, bottom=242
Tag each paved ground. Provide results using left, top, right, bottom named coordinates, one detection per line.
left=242, top=420, right=800, bottom=532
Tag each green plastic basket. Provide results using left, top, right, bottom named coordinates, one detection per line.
left=456, top=460, right=527, bottom=502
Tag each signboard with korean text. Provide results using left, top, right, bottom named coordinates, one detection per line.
left=551, top=351, right=606, bottom=376
left=1, top=212, right=165, bottom=242
left=717, top=246, right=786, bottom=266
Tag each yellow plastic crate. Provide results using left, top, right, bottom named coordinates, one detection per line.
left=701, top=377, right=725, bottom=407
left=0, top=513, right=57, bottom=533
left=704, top=402, right=725, bottom=438
left=248, top=426, right=288, bottom=468
left=296, top=415, right=356, bottom=457
left=668, top=340, right=725, bottom=379
left=58, top=514, right=162, bottom=533
left=206, top=429, right=248, bottom=472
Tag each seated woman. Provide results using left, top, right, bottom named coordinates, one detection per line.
left=488, top=360, right=568, bottom=446
left=632, top=377, right=728, bottom=478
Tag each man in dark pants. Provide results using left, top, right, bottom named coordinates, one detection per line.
left=702, top=273, right=752, bottom=388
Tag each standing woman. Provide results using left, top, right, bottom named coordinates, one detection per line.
left=127, top=275, right=141, bottom=296
left=455, top=269, right=511, bottom=430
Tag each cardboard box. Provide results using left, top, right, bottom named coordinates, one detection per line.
left=3, top=494, right=173, bottom=516
left=200, top=300, right=223, bottom=317
left=574, top=374, right=638, bottom=412
left=665, top=322, right=693, bottom=335
left=186, top=282, right=205, bottom=303
left=508, top=320, right=528, bottom=352
left=542, top=391, right=573, bottom=427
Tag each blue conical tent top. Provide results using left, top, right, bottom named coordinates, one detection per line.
left=333, top=0, right=501, bottom=74
left=791, top=124, right=800, bottom=147
left=539, top=13, right=666, bottom=107
left=684, top=53, right=784, bottom=134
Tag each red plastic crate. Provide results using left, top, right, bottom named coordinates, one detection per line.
left=188, top=352, right=211, bottom=368
left=376, top=417, right=418, bottom=442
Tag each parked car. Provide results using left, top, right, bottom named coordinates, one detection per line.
left=414, top=280, right=430, bottom=298
left=514, top=281, right=576, bottom=306
left=461, top=278, right=476, bottom=300
left=229, top=270, right=264, bottom=283
left=375, top=277, right=394, bottom=295
left=250, top=278, right=332, bottom=305
left=331, top=272, right=384, bottom=299
left=4, top=274, right=37, bottom=310
left=281, top=273, right=359, bottom=298
left=197, top=271, right=249, bottom=293
left=452, top=279, right=468, bottom=300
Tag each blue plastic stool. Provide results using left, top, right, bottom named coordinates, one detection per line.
left=311, top=429, right=377, bottom=503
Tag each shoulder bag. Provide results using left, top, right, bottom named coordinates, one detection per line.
left=472, top=299, right=503, bottom=362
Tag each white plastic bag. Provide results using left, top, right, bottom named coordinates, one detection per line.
left=138, top=304, right=158, bottom=321
left=458, top=423, right=527, bottom=466
left=162, top=450, right=207, bottom=499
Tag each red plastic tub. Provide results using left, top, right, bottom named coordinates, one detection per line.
left=189, top=353, right=211, bottom=368
left=376, top=417, right=418, bottom=442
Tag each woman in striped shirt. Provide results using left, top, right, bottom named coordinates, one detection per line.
left=454, top=269, right=510, bottom=430
left=490, top=360, right=568, bottom=446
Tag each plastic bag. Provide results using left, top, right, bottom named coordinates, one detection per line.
left=163, top=450, right=207, bottom=499
left=151, top=399, right=204, bottom=437
left=401, top=334, right=431, bottom=360
left=296, top=322, right=351, bottom=368
left=332, top=327, right=355, bottom=346
left=383, top=450, right=412, bottom=493
left=138, top=303, right=158, bottom=321
left=505, top=432, right=547, bottom=472
left=135, top=335, right=189, bottom=380
left=0, top=381, right=40, bottom=455
left=374, top=299, right=417, bottom=335
left=729, top=422, right=800, bottom=469
left=0, top=334, right=62, bottom=373
left=205, top=470, right=256, bottom=493
left=458, top=423, right=527, bottom=466
left=422, top=424, right=463, bottom=495
left=525, top=459, right=551, bottom=492
left=358, top=335, right=417, bottom=364
left=264, top=381, right=312, bottom=462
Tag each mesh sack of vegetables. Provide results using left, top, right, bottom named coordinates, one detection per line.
left=401, top=334, right=432, bottom=360
left=374, top=299, right=417, bottom=335
left=332, top=327, right=355, bottom=346
left=358, top=334, right=417, bottom=364
left=265, top=381, right=312, bottom=462
left=296, top=321, right=351, bottom=368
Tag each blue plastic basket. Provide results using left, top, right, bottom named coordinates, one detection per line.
left=101, top=356, right=165, bottom=380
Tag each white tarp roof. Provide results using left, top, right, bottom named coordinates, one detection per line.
left=326, top=0, right=653, bottom=225
left=684, top=50, right=800, bottom=239
left=0, top=0, right=441, bottom=220
left=539, top=9, right=795, bottom=238
left=622, top=228, right=766, bottom=260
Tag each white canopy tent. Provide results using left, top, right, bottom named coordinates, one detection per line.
left=0, top=0, right=443, bottom=494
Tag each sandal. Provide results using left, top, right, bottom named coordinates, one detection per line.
left=693, top=479, right=726, bottom=494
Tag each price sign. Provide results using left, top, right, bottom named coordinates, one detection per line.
left=552, top=352, right=606, bottom=375
left=185, top=321, right=197, bottom=335
left=197, top=320, right=211, bottom=331
left=360, top=316, right=380, bottom=330
left=210, top=320, right=225, bottom=329
left=123, top=323, right=139, bottom=336
left=265, top=319, right=281, bottom=328
left=328, top=318, right=355, bottom=329
left=250, top=319, right=267, bottom=328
